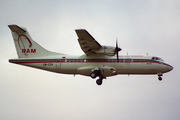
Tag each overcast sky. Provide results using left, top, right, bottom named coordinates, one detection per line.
left=0, top=0, right=180, bottom=120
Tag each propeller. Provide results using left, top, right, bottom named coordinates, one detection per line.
left=115, top=40, right=122, bottom=62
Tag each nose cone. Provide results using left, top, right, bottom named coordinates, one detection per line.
left=166, top=64, right=173, bottom=72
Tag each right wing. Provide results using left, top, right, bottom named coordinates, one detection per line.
left=75, top=29, right=101, bottom=56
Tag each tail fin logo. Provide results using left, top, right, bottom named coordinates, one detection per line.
left=18, top=34, right=36, bottom=53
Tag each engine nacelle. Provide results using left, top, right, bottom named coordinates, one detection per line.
left=93, top=46, right=116, bottom=56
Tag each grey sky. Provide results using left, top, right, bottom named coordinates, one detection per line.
left=0, top=0, right=180, bottom=120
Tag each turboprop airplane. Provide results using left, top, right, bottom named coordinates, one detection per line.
left=8, top=24, right=173, bottom=85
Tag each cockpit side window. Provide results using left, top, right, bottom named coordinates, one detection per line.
left=159, top=58, right=164, bottom=62
left=151, top=57, right=164, bottom=62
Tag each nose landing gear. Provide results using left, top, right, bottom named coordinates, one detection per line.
left=158, top=76, right=162, bottom=81
left=158, top=73, right=163, bottom=81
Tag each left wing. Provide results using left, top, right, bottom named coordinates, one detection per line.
left=75, top=29, right=101, bottom=56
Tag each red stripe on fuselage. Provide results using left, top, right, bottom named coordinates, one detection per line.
left=10, top=60, right=162, bottom=64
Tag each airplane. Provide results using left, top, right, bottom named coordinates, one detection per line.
left=8, top=24, right=173, bottom=85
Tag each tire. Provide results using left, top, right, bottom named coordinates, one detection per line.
left=90, top=72, right=97, bottom=79
left=158, top=76, right=162, bottom=81
left=96, top=79, right=102, bottom=85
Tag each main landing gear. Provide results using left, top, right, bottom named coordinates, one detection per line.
left=158, top=73, right=163, bottom=81
left=90, top=70, right=105, bottom=86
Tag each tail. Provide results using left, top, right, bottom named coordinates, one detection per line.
left=8, top=24, right=62, bottom=58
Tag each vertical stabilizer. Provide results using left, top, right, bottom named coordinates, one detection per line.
left=8, top=25, right=61, bottom=58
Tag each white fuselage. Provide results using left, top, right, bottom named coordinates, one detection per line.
left=9, top=55, right=173, bottom=77
left=8, top=24, right=173, bottom=85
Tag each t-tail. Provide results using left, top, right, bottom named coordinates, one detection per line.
left=8, top=24, right=62, bottom=58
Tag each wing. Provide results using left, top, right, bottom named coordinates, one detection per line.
left=75, top=29, right=101, bottom=56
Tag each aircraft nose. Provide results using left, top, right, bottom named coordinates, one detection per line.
left=166, top=64, right=173, bottom=72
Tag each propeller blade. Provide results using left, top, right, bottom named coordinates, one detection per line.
left=117, top=49, right=119, bottom=61
left=115, top=40, right=122, bottom=62
left=116, top=40, right=122, bottom=52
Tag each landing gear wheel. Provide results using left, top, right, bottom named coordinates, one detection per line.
left=158, top=76, right=162, bottom=81
left=96, top=79, right=103, bottom=85
left=90, top=72, right=97, bottom=79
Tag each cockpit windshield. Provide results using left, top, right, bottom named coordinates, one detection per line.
left=151, top=57, right=164, bottom=62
